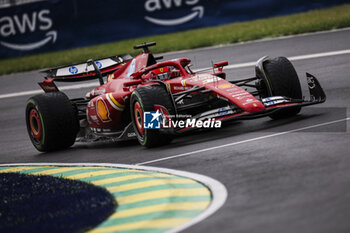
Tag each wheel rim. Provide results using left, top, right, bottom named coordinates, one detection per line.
left=29, top=109, right=42, bottom=141
left=134, top=102, right=145, bottom=136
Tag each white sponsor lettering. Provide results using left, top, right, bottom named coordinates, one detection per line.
left=145, top=0, right=199, bottom=12
left=162, top=118, right=221, bottom=128
left=0, top=9, right=56, bottom=51
left=127, top=132, right=137, bottom=137
left=0, top=16, right=16, bottom=37
left=307, top=76, right=316, bottom=89
left=56, top=58, right=118, bottom=77
left=144, top=0, right=204, bottom=26
left=38, top=10, right=52, bottom=30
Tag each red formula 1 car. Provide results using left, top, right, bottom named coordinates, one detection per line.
left=26, top=42, right=326, bottom=152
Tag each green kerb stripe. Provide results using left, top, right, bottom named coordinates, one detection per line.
left=101, top=176, right=186, bottom=188
left=78, top=171, right=160, bottom=182
left=115, top=183, right=205, bottom=196
left=116, top=196, right=211, bottom=211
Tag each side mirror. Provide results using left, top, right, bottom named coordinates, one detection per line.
left=213, top=61, right=228, bottom=72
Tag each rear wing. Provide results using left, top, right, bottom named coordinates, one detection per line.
left=40, top=54, right=133, bottom=82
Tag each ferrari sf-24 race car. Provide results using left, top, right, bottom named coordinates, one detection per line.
left=26, top=42, right=326, bottom=152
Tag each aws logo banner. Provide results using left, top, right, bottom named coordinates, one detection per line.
left=0, top=3, right=58, bottom=59
left=144, top=0, right=204, bottom=26
left=2, top=0, right=347, bottom=60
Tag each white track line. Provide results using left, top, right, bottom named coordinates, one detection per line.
left=0, top=82, right=99, bottom=99
left=136, top=117, right=350, bottom=165
left=203, top=49, right=350, bottom=71
left=1, top=48, right=350, bottom=100
left=0, top=162, right=227, bottom=233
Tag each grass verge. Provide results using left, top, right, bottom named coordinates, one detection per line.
left=1, top=4, right=350, bottom=75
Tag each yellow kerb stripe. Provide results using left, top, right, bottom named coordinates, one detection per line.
left=31, top=167, right=82, bottom=175
left=89, top=218, right=189, bottom=233
left=106, top=178, right=196, bottom=193
left=109, top=93, right=125, bottom=108
left=65, top=169, right=141, bottom=180
left=0, top=166, right=47, bottom=173
left=91, top=173, right=174, bottom=186
left=111, top=201, right=209, bottom=218
left=117, top=188, right=210, bottom=205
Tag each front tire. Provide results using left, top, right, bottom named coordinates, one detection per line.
left=130, top=85, right=174, bottom=148
left=25, top=92, right=79, bottom=152
left=263, top=57, right=302, bottom=119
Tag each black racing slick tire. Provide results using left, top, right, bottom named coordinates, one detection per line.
left=263, top=57, right=302, bottom=119
left=25, top=92, right=79, bottom=152
left=130, top=85, right=174, bottom=148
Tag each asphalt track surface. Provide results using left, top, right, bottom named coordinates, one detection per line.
left=1, top=28, right=350, bottom=233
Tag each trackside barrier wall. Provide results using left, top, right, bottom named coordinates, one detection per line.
left=0, top=0, right=348, bottom=59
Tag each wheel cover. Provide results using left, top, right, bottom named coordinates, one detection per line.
left=29, top=109, right=42, bottom=141
left=134, top=102, right=145, bottom=136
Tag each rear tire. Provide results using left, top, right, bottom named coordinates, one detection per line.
left=130, top=85, right=174, bottom=148
left=263, top=57, right=302, bottom=119
left=25, top=92, right=79, bottom=152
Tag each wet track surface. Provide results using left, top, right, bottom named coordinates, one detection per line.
left=1, top=29, right=350, bottom=233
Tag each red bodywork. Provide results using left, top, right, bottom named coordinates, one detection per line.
left=83, top=52, right=283, bottom=132
left=39, top=44, right=325, bottom=138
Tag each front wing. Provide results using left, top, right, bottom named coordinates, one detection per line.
left=174, top=73, right=326, bottom=133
